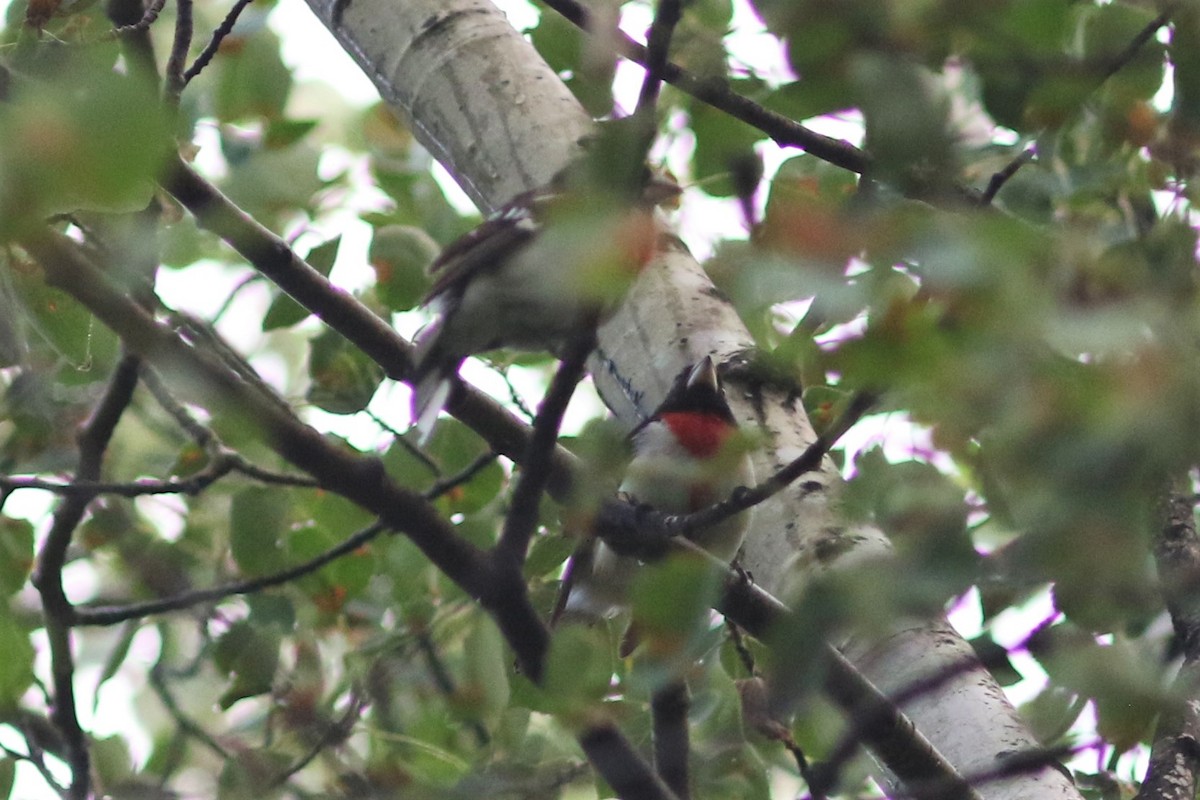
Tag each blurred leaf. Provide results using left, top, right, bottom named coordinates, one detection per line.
left=220, top=136, right=324, bottom=225
left=968, top=633, right=1023, bottom=687
left=0, top=758, right=12, bottom=800
left=459, top=615, right=510, bottom=721
left=211, top=29, right=292, bottom=122
left=1019, top=685, right=1085, bottom=745
left=426, top=420, right=505, bottom=514
left=542, top=623, right=615, bottom=714
left=690, top=93, right=764, bottom=196
left=214, top=620, right=282, bottom=709
left=0, top=615, right=33, bottom=711
left=8, top=256, right=119, bottom=374
left=230, top=486, right=290, bottom=576
left=0, top=515, right=33, bottom=596
left=287, top=522, right=375, bottom=610
left=0, top=55, right=169, bottom=233
left=369, top=225, right=438, bottom=312
left=93, top=622, right=137, bottom=713
left=630, top=554, right=722, bottom=663
left=306, top=327, right=385, bottom=414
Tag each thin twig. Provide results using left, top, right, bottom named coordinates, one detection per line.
left=597, top=391, right=875, bottom=555
left=164, top=0, right=193, bottom=104
left=149, top=658, right=230, bottom=760
left=981, top=148, right=1036, bottom=205
left=540, top=0, right=869, bottom=174
left=268, top=688, right=366, bottom=788
left=183, top=0, right=257, bottom=85
left=495, top=332, right=594, bottom=564
left=1100, top=10, right=1172, bottom=85
left=108, top=0, right=168, bottom=36
left=425, top=451, right=498, bottom=499
left=73, top=520, right=389, bottom=626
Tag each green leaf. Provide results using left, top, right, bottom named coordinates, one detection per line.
left=220, top=139, right=325, bottom=226
left=93, top=621, right=138, bottom=713
left=459, top=615, right=510, bottom=721
left=0, top=515, right=33, bottom=596
left=369, top=225, right=438, bottom=312
left=8, top=258, right=119, bottom=373
left=426, top=421, right=505, bottom=514
left=689, top=94, right=765, bottom=197
left=212, top=28, right=293, bottom=122
left=0, top=57, right=169, bottom=233
left=306, top=328, right=385, bottom=414
left=630, top=554, right=722, bottom=662
left=287, top=522, right=375, bottom=609
left=229, top=486, right=290, bottom=576
left=0, top=758, right=13, bottom=800
left=0, top=615, right=33, bottom=712
left=969, top=633, right=1023, bottom=687
left=214, top=621, right=282, bottom=709
left=263, top=117, right=319, bottom=148
left=542, top=624, right=615, bottom=714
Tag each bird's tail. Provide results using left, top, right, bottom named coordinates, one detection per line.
left=410, top=320, right=460, bottom=444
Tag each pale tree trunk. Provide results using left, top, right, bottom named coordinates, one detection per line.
left=300, top=0, right=1083, bottom=797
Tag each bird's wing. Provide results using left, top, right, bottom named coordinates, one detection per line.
left=423, top=197, right=543, bottom=303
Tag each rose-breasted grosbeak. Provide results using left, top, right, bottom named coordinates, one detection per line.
left=555, top=356, right=755, bottom=623
left=410, top=171, right=680, bottom=439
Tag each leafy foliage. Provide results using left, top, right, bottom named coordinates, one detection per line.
left=0, top=0, right=1196, bottom=798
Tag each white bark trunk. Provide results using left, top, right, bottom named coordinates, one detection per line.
left=298, top=0, right=1082, bottom=797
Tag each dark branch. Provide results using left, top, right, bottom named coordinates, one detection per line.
left=163, top=0, right=192, bottom=104
left=981, top=147, right=1036, bottom=205
left=160, top=156, right=581, bottom=500
left=496, top=332, right=594, bottom=563
left=540, top=0, right=870, bottom=174
left=22, top=228, right=667, bottom=800
left=108, top=0, right=168, bottom=37
left=184, top=0, right=256, bottom=85
left=31, top=351, right=141, bottom=800
left=595, top=391, right=875, bottom=556
left=73, top=521, right=389, bottom=626
left=578, top=721, right=682, bottom=800
left=652, top=680, right=691, bottom=800
left=636, top=0, right=683, bottom=116
left=1139, top=487, right=1200, bottom=800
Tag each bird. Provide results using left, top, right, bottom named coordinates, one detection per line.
left=553, top=355, right=755, bottom=626
left=409, top=167, right=680, bottom=440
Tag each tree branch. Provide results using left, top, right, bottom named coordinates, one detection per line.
left=594, top=390, right=875, bottom=557
left=496, top=332, right=594, bottom=564
left=1139, top=487, right=1200, bottom=800
left=160, top=156, right=581, bottom=500
left=183, top=0, right=256, bottom=84
left=651, top=680, right=691, bottom=800
left=31, top=351, right=141, bottom=800
left=540, top=0, right=870, bottom=174
left=636, top=0, right=682, bottom=116
left=20, top=226, right=669, bottom=800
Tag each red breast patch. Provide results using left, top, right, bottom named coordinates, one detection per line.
left=660, top=412, right=733, bottom=458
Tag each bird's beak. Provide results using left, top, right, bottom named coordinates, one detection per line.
left=642, top=173, right=683, bottom=207
left=687, top=356, right=719, bottom=392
